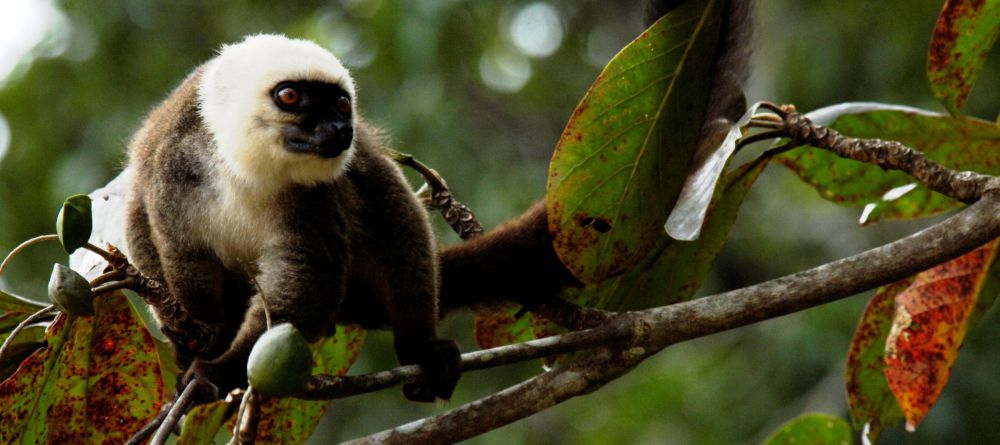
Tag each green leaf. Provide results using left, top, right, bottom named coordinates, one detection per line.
left=473, top=303, right=563, bottom=350
left=927, top=0, right=1000, bottom=116
left=970, top=239, right=1000, bottom=324
left=56, top=194, right=93, bottom=254
left=0, top=289, right=46, bottom=316
left=569, top=159, right=766, bottom=311
left=178, top=401, right=230, bottom=445
left=547, top=0, right=726, bottom=283
left=779, top=104, right=1000, bottom=223
left=476, top=160, right=766, bottom=348
left=0, top=321, right=45, bottom=382
left=762, top=413, right=852, bottom=445
left=845, top=280, right=907, bottom=442
left=0, top=291, right=165, bottom=443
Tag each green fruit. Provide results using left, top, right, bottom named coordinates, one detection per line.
left=247, top=323, right=313, bottom=398
left=48, top=264, right=94, bottom=316
left=56, top=194, right=93, bottom=254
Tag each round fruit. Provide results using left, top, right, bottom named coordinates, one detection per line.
left=247, top=323, right=313, bottom=398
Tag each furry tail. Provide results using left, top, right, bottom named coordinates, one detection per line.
left=437, top=201, right=579, bottom=317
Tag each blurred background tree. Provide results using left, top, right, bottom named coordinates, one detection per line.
left=0, top=0, right=997, bottom=443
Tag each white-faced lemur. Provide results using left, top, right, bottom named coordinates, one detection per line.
left=126, top=34, right=459, bottom=402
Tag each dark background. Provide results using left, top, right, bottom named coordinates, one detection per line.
left=0, top=1, right=997, bottom=443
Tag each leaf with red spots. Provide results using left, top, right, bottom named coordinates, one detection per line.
left=473, top=303, right=562, bottom=349
left=0, top=291, right=165, bottom=443
left=762, top=413, right=852, bottom=445
left=547, top=0, right=727, bottom=283
left=0, top=322, right=45, bottom=382
left=927, top=0, right=1000, bottom=116
left=178, top=401, right=229, bottom=445
left=779, top=104, right=1000, bottom=224
left=250, top=324, right=365, bottom=444
left=884, top=239, right=1000, bottom=431
left=845, top=279, right=908, bottom=442
left=571, top=160, right=764, bottom=312
left=180, top=324, right=368, bottom=444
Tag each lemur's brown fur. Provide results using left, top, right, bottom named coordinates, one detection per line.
left=125, top=0, right=751, bottom=405
left=126, top=36, right=458, bottom=402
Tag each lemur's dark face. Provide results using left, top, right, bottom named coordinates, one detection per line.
left=271, top=81, right=354, bottom=159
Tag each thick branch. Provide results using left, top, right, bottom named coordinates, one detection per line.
left=343, top=347, right=634, bottom=445
left=345, top=189, right=1000, bottom=443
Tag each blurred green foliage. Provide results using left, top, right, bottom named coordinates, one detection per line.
left=0, top=0, right=998, bottom=444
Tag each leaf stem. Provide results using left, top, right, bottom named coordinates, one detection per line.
left=0, top=304, right=57, bottom=364
left=0, top=234, right=60, bottom=275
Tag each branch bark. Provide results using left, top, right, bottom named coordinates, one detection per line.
left=343, top=188, right=1000, bottom=443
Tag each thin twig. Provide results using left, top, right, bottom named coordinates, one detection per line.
left=124, top=405, right=171, bottom=445
left=91, top=279, right=137, bottom=296
left=759, top=142, right=799, bottom=160
left=83, top=242, right=125, bottom=268
left=390, top=150, right=484, bottom=240
left=0, top=234, right=60, bottom=275
left=232, top=387, right=260, bottom=445
left=89, top=268, right=127, bottom=288
left=757, top=101, right=791, bottom=117
left=297, top=319, right=635, bottom=400
left=0, top=304, right=57, bottom=364
left=735, top=129, right=786, bottom=151
left=150, top=379, right=200, bottom=445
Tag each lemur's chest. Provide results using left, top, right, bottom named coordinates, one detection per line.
left=196, top=183, right=282, bottom=271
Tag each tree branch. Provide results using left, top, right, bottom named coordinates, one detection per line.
left=342, top=189, right=1000, bottom=443
left=749, top=104, right=999, bottom=203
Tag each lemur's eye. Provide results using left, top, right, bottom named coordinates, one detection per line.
left=274, top=84, right=300, bottom=108
left=337, top=96, right=351, bottom=114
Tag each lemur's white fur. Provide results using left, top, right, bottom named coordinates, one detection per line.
left=194, top=34, right=357, bottom=268
left=198, top=34, right=356, bottom=190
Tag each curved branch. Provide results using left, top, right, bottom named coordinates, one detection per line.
left=343, top=190, right=1000, bottom=443
left=343, top=347, right=633, bottom=445
left=777, top=111, right=996, bottom=203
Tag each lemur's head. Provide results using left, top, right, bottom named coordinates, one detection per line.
left=198, top=34, right=356, bottom=187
